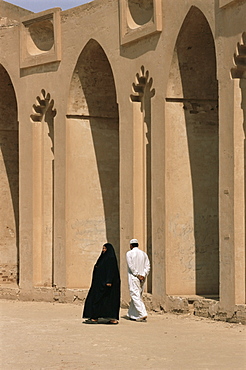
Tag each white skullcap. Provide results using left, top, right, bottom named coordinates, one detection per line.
left=130, top=238, right=138, bottom=244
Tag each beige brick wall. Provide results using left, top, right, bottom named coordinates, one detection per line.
left=0, top=264, right=18, bottom=284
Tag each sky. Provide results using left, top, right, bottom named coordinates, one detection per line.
left=4, top=0, right=92, bottom=12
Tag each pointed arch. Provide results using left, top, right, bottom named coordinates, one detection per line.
left=66, top=39, right=119, bottom=288
left=0, top=64, right=19, bottom=285
left=165, top=7, right=219, bottom=296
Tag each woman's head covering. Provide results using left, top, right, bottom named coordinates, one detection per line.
left=103, top=243, right=116, bottom=257
left=96, top=242, right=117, bottom=266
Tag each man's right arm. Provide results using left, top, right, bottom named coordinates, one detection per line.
left=144, top=253, right=150, bottom=276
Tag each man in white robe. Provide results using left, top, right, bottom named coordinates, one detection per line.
left=126, top=239, right=150, bottom=322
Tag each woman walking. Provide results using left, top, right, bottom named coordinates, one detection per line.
left=83, top=243, right=121, bottom=324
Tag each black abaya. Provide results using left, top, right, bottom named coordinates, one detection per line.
left=83, top=243, right=121, bottom=320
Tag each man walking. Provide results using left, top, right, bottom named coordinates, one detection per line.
left=126, top=239, right=150, bottom=322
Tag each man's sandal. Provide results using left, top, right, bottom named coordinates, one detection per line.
left=136, top=317, right=147, bottom=322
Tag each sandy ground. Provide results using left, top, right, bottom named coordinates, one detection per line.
left=0, top=299, right=246, bottom=370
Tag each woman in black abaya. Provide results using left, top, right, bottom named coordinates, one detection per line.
left=83, top=243, right=121, bottom=324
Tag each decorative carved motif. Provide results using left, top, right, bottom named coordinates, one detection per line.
left=130, top=65, right=155, bottom=105
left=31, top=89, right=56, bottom=153
left=231, top=32, right=246, bottom=79
left=30, top=89, right=56, bottom=123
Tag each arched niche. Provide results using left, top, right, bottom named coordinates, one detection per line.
left=128, top=0, right=154, bottom=27
left=0, top=64, right=19, bottom=285
left=66, top=39, right=119, bottom=288
left=165, top=7, right=219, bottom=297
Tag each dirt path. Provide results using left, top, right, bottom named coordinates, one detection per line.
left=1, top=299, right=245, bottom=369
